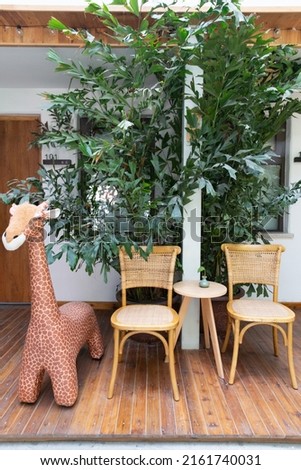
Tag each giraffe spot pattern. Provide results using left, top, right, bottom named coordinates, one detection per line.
left=3, top=202, right=105, bottom=407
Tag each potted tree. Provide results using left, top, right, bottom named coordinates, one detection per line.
left=1, top=0, right=189, bottom=283
left=1, top=0, right=301, bottom=320
left=0, top=0, right=193, bottom=314
left=185, top=1, right=301, bottom=334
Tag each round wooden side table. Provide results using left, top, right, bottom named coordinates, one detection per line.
left=173, top=280, right=227, bottom=379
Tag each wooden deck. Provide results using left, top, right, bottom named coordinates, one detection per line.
left=1, top=304, right=301, bottom=443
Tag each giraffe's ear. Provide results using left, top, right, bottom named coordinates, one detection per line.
left=43, top=208, right=61, bottom=220
left=34, top=201, right=49, bottom=218
left=33, top=202, right=60, bottom=220
left=9, top=204, right=17, bottom=215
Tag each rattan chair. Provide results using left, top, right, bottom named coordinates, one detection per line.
left=221, top=243, right=297, bottom=389
left=108, top=245, right=181, bottom=401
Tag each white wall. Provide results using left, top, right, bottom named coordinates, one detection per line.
left=273, top=106, right=301, bottom=302
left=1, top=86, right=301, bottom=302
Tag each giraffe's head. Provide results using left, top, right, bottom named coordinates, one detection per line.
left=2, top=201, right=60, bottom=251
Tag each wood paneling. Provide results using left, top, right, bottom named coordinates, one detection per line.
left=0, top=10, right=136, bottom=29
left=1, top=305, right=301, bottom=442
left=0, top=10, right=300, bottom=46
left=0, top=10, right=139, bottom=46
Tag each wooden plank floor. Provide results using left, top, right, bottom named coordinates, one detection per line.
left=1, top=304, right=301, bottom=443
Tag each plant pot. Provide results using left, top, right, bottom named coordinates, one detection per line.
left=200, top=287, right=244, bottom=340
left=199, top=276, right=210, bottom=288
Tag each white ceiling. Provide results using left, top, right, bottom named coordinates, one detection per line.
left=2, top=1, right=301, bottom=11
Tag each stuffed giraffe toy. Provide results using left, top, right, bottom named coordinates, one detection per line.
left=2, top=201, right=104, bottom=407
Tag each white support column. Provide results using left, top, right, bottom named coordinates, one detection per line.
left=181, top=199, right=202, bottom=349
left=181, top=61, right=203, bottom=349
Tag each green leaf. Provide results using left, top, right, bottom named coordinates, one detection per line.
left=66, top=246, right=79, bottom=271
left=223, top=163, right=237, bottom=180
left=48, top=17, right=69, bottom=32
left=118, top=119, right=134, bottom=130
left=127, top=0, right=140, bottom=17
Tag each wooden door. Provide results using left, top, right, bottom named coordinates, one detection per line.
left=0, top=116, right=41, bottom=302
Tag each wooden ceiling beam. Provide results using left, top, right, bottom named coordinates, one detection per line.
left=0, top=26, right=299, bottom=47
left=0, top=8, right=300, bottom=46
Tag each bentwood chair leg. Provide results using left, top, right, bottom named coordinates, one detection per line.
left=228, top=319, right=240, bottom=385
left=168, top=330, right=179, bottom=401
left=221, top=318, right=232, bottom=353
left=272, top=326, right=279, bottom=357
left=108, top=328, right=120, bottom=399
left=287, top=322, right=298, bottom=390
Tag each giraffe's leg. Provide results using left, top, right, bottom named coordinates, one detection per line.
left=18, top=361, right=45, bottom=404
left=87, top=323, right=104, bottom=359
left=49, top=360, right=78, bottom=407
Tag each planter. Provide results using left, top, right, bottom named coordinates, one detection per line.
left=200, top=287, right=244, bottom=340
left=199, top=275, right=210, bottom=288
